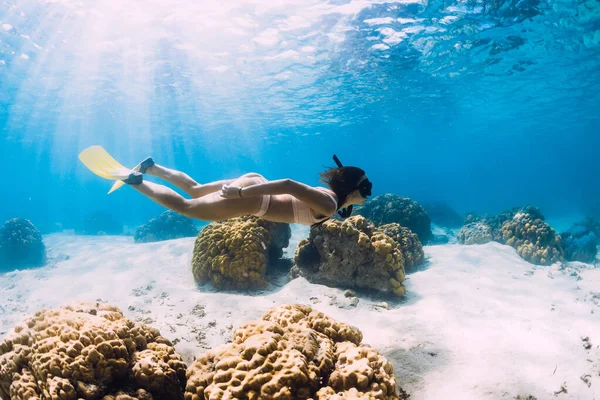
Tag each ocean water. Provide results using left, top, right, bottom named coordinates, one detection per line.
left=0, top=0, right=598, bottom=231
left=1, top=2, right=600, bottom=398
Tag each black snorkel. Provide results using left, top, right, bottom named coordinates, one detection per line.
left=332, top=154, right=354, bottom=219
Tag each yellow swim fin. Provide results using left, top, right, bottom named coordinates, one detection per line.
left=78, top=145, right=136, bottom=194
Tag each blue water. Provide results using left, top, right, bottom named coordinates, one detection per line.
left=0, top=0, right=598, bottom=232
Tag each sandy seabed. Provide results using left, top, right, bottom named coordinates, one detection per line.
left=1, top=225, right=599, bottom=400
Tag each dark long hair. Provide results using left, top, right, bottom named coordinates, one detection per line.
left=319, top=166, right=366, bottom=210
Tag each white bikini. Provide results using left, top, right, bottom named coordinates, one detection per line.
left=251, top=175, right=271, bottom=218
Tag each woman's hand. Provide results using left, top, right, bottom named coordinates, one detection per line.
left=219, top=184, right=243, bottom=199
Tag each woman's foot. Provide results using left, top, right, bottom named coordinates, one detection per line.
left=123, top=171, right=143, bottom=185
left=139, top=157, right=155, bottom=174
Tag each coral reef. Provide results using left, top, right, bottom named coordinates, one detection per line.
left=355, top=194, right=432, bottom=243
left=191, top=215, right=291, bottom=290
left=464, top=206, right=542, bottom=242
left=423, top=202, right=463, bottom=228
left=378, top=223, right=425, bottom=271
left=0, top=218, right=46, bottom=270
left=184, top=304, right=399, bottom=400
left=134, top=211, right=199, bottom=243
left=457, top=222, right=493, bottom=245
left=76, top=211, right=123, bottom=235
left=292, top=216, right=407, bottom=296
left=1, top=303, right=401, bottom=400
left=0, top=302, right=187, bottom=400
left=561, top=224, right=598, bottom=263
left=501, top=210, right=563, bottom=265
left=460, top=207, right=564, bottom=265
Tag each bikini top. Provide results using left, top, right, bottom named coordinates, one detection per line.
left=292, top=187, right=338, bottom=226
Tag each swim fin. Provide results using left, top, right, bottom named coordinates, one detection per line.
left=78, top=145, right=142, bottom=194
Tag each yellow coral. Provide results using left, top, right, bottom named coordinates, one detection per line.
left=327, top=341, right=397, bottom=399
left=500, top=212, right=563, bottom=265
left=184, top=304, right=399, bottom=400
left=0, top=302, right=187, bottom=400
left=293, top=216, right=407, bottom=297
left=192, top=216, right=290, bottom=290
left=262, top=304, right=363, bottom=345
left=377, top=223, right=424, bottom=272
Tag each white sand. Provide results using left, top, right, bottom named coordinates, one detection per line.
left=1, top=229, right=599, bottom=400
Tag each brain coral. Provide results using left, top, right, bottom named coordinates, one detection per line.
left=184, top=304, right=399, bottom=400
left=457, top=222, right=493, bottom=245
left=378, top=223, right=425, bottom=272
left=501, top=210, right=564, bottom=265
left=292, top=216, right=406, bottom=296
left=191, top=216, right=291, bottom=290
left=463, top=206, right=542, bottom=242
left=134, top=211, right=199, bottom=243
left=354, top=194, right=432, bottom=243
left=0, top=218, right=46, bottom=270
left=0, top=302, right=187, bottom=400
left=459, top=207, right=565, bottom=265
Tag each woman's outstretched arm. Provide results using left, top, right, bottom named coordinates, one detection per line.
left=220, top=179, right=337, bottom=216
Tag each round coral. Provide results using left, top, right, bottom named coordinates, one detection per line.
left=501, top=211, right=564, bottom=265
left=0, top=302, right=187, bottom=400
left=378, top=223, right=425, bottom=272
left=459, top=206, right=565, bottom=265
left=457, top=222, right=493, bottom=245
left=0, top=218, right=46, bottom=270
left=134, top=211, right=199, bottom=243
left=184, top=304, right=399, bottom=400
left=191, top=216, right=291, bottom=290
left=354, top=194, right=432, bottom=243
left=293, top=216, right=406, bottom=297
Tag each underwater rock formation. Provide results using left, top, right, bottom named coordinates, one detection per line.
left=355, top=194, right=432, bottom=243
left=77, top=211, right=123, bottom=235
left=191, top=215, right=291, bottom=290
left=423, top=202, right=463, bottom=228
left=500, top=210, right=563, bottom=265
left=0, top=218, right=46, bottom=270
left=1, top=302, right=400, bottom=400
left=560, top=224, right=598, bottom=263
left=184, top=304, right=400, bottom=400
left=457, top=222, right=493, bottom=245
left=292, top=216, right=407, bottom=296
left=465, top=206, right=544, bottom=242
left=134, top=211, right=199, bottom=243
left=461, top=207, right=563, bottom=265
left=0, top=301, right=187, bottom=400
left=378, top=223, right=425, bottom=272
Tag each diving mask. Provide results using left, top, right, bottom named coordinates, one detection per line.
left=357, top=178, right=372, bottom=198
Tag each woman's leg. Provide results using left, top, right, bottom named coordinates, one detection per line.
left=146, top=164, right=235, bottom=198
left=131, top=181, right=194, bottom=216
left=129, top=175, right=264, bottom=221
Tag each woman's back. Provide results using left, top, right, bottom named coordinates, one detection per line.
left=265, top=188, right=337, bottom=225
